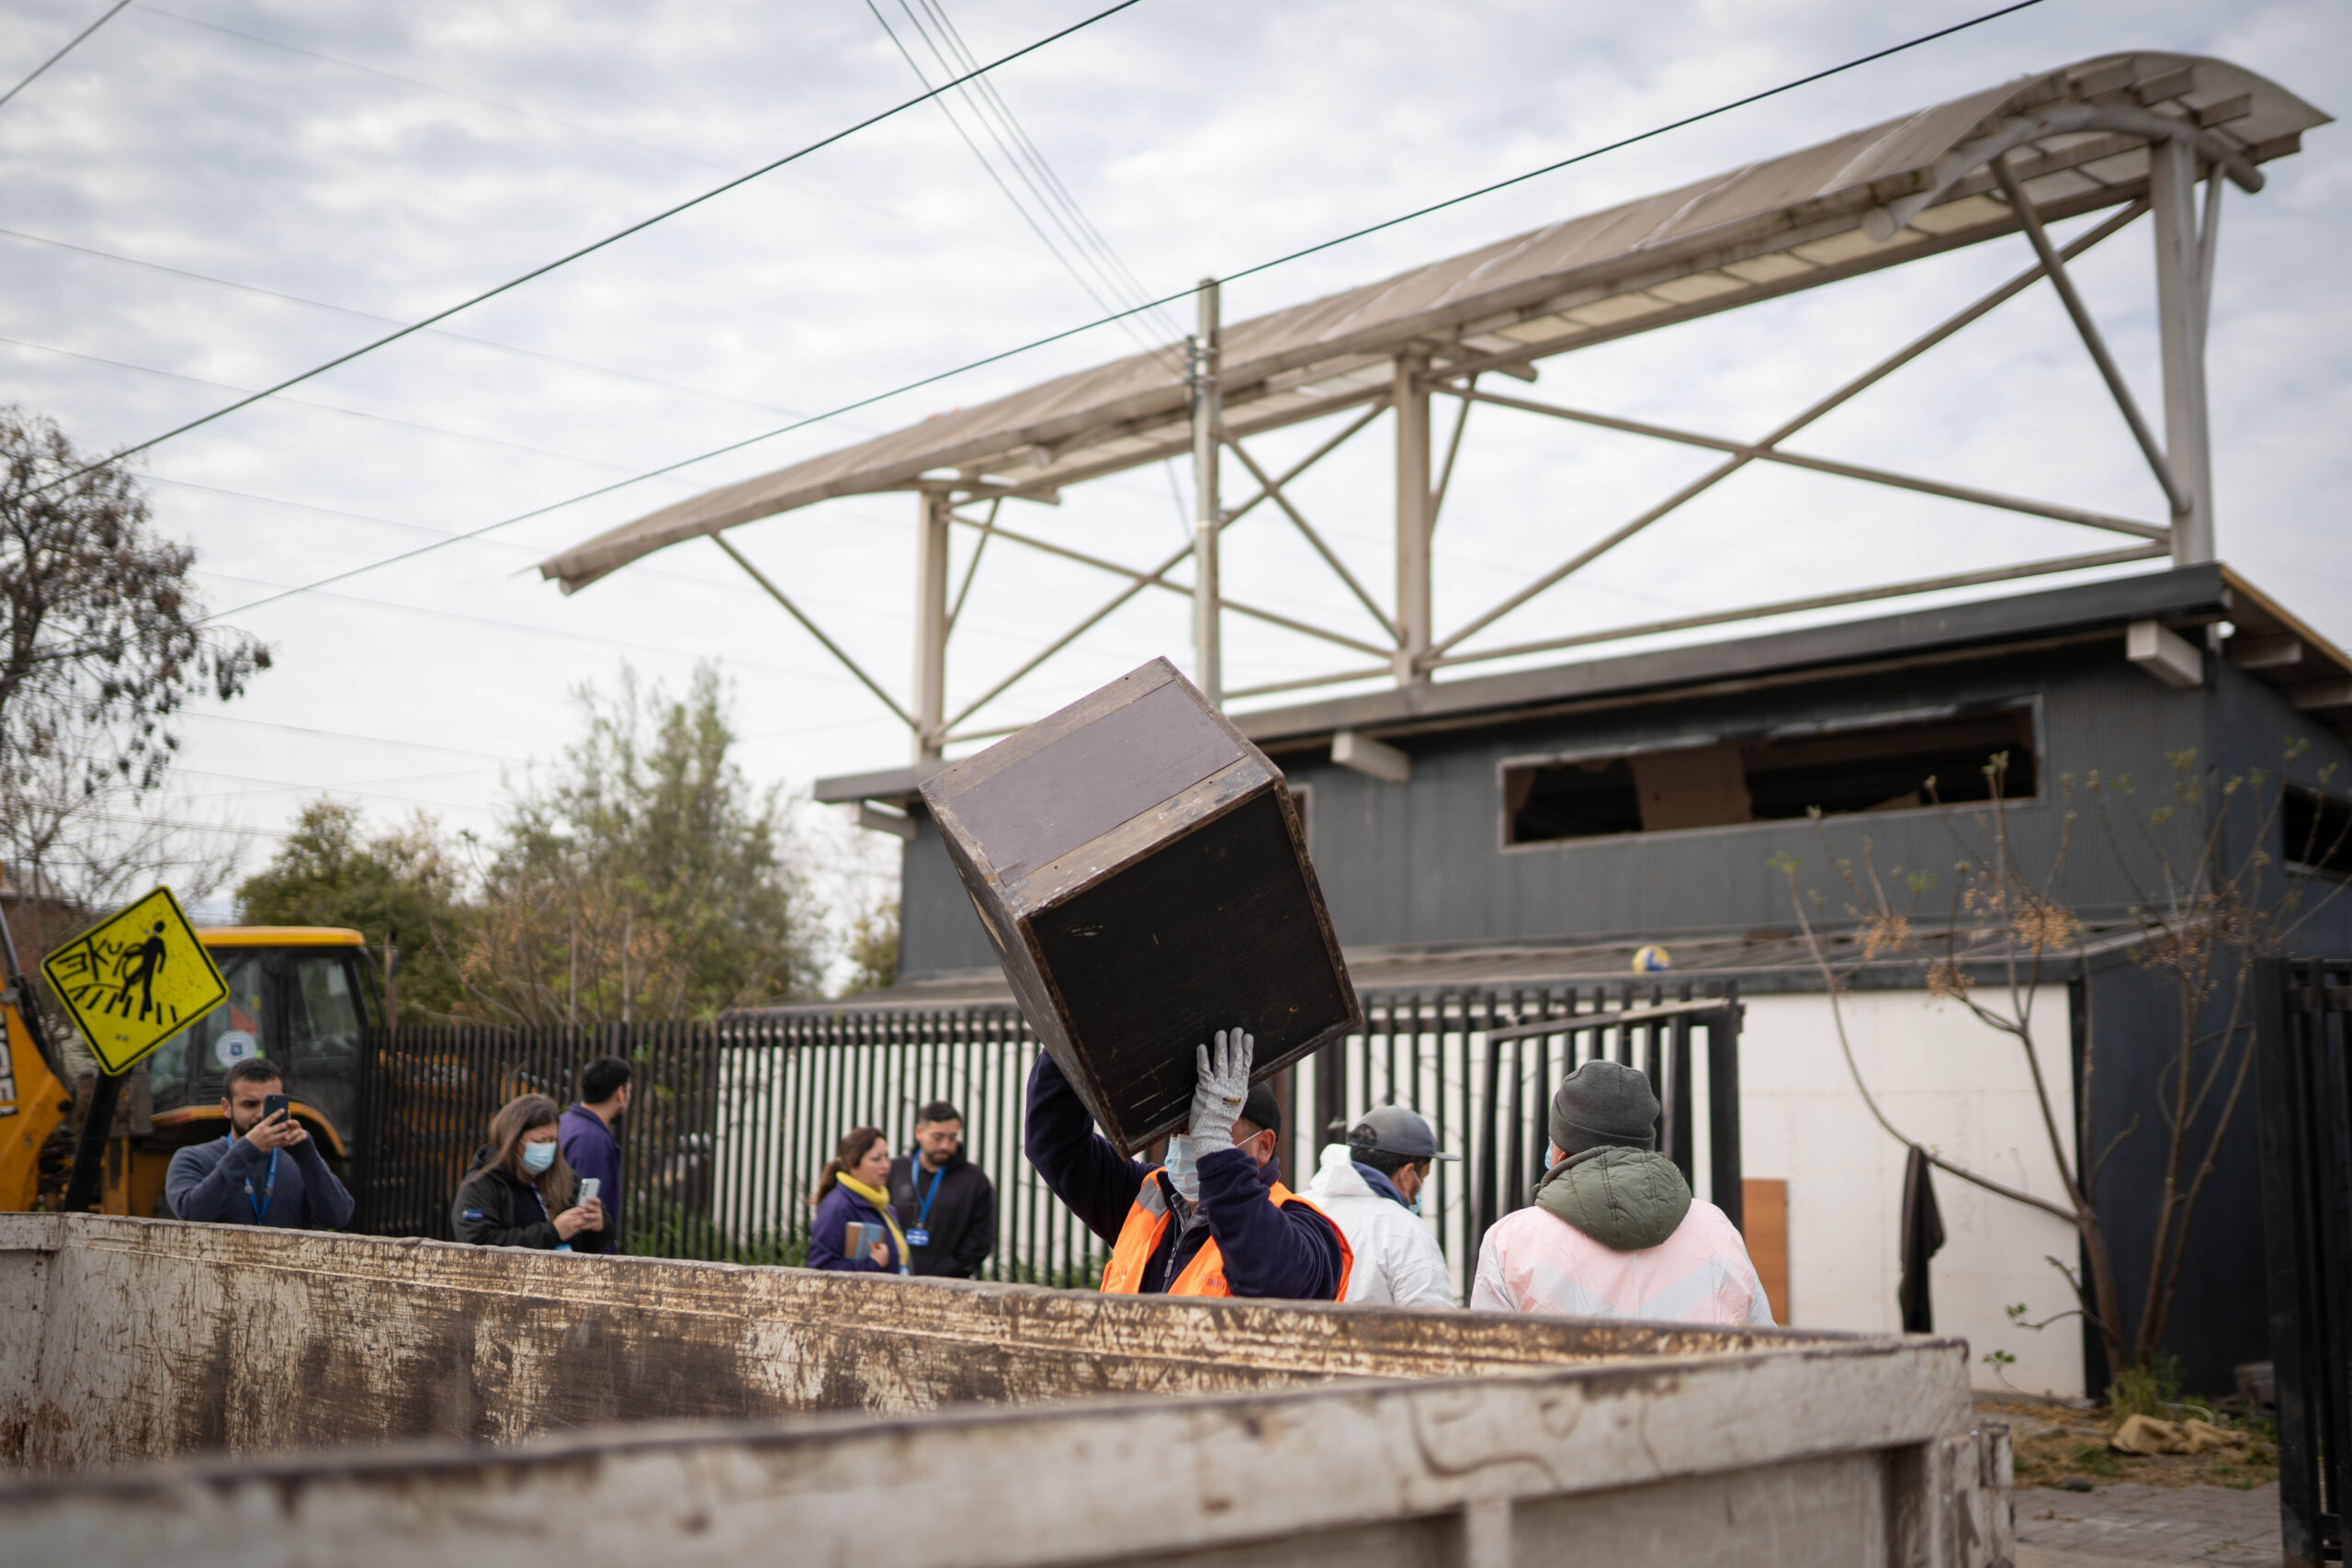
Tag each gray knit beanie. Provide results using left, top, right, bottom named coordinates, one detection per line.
left=1548, top=1060, right=1660, bottom=1156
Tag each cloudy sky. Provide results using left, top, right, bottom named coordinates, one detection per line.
left=0, top=0, right=2342, bottom=924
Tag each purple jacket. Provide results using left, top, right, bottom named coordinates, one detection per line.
left=1022, top=1050, right=1343, bottom=1299
left=558, top=1104, right=621, bottom=1255
left=808, top=1180, right=902, bottom=1273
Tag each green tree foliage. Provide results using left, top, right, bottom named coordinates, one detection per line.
left=233, top=800, right=470, bottom=1023
left=456, top=664, right=820, bottom=1023
left=842, top=896, right=899, bottom=995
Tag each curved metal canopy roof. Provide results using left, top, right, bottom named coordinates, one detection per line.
left=542, top=51, right=2326, bottom=594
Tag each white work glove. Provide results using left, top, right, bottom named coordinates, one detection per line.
left=1186, top=1026, right=1254, bottom=1147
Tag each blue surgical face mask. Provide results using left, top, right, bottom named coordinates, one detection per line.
left=1162, top=1135, right=1201, bottom=1202
left=520, top=1140, right=556, bottom=1175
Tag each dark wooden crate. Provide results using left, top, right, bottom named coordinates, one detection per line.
left=922, top=658, right=1360, bottom=1155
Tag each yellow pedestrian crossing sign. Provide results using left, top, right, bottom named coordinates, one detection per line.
left=40, top=887, right=227, bottom=1076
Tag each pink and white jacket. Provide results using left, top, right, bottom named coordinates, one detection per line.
left=1470, top=1194, right=1774, bottom=1326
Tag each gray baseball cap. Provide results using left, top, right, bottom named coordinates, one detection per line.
left=1347, top=1105, right=1458, bottom=1162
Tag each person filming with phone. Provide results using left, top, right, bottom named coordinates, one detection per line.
left=165, top=1057, right=356, bottom=1230
left=452, top=1094, right=607, bottom=1252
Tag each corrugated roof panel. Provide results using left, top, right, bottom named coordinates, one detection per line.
left=542, top=51, right=2328, bottom=592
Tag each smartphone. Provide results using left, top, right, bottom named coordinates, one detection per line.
left=262, top=1092, right=290, bottom=1125
left=577, top=1178, right=600, bottom=1205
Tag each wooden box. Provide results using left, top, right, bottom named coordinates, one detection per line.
left=921, top=658, right=1361, bottom=1155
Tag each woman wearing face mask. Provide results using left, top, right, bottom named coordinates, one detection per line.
left=807, top=1125, right=909, bottom=1273
left=452, top=1093, right=606, bottom=1251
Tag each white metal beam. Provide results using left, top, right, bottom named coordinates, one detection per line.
left=1217, top=399, right=1390, bottom=529
left=1449, top=385, right=2168, bottom=542
left=945, top=497, right=1000, bottom=633
left=1429, top=198, right=2154, bottom=661
left=713, top=535, right=913, bottom=730
left=1992, top=155, right=2190, bottom=520
left=935, top=511, right=1391, bottom=659
left=1430, top=376, right=1475, bottom=533
left=1395, top=348, right=1432, bottom=684
left=1222, top=434, right=1399, bottom=643
left=1430, top=544, right=2168, bottom=672
left=2149, top=140, right=2216, bottom=561
left=912, top=490, right=950, bottom=761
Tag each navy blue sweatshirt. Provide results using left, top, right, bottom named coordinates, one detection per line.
left=166, top=1133, right=355, bottom=1230
left=1023, top=1050, right=1343, bottom=1300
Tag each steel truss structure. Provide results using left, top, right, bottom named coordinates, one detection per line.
left=541, top=51, right=2328, bottom=763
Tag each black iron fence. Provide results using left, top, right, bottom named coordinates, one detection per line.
left=2256, top=957, right=2352, bottom=1567
left=353, top=982, right=1742, bottom=1304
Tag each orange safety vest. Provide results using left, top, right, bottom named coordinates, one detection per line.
left=1099, top=1168, right=1353, bottom=1299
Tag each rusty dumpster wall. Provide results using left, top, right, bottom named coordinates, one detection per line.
left=0, top=1333, right=2015, bottom=1568
left=0, top=1213, right=1864, bottom=1473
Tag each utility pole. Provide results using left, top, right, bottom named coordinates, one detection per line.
left=1190, top=278, right=1222, bottom=707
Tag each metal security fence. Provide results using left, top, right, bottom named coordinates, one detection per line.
left=352, top=982, right=1742, bottom=1303
left=351, top=1010, right=1093, bottom=1283
left=1294, top=983, right=1743, bottom=1304
left=2256, top=958, right=2352, bottom=1568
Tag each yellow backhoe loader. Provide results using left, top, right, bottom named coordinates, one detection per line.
left=0, top=926, right=383, bottom=1214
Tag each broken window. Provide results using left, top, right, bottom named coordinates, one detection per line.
left=2283, top=788, right=2352, bottom=879
left=1504, top=706, right=2036, bottom=846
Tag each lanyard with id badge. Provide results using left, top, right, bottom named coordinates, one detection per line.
left=906, top=1164, right=945, bottom=1249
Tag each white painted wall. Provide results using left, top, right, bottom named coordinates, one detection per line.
left=1738, top=987, right=2086, bottom=1398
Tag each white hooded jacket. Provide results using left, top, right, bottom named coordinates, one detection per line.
left=1302, top=1144, right=1454, bottom=1307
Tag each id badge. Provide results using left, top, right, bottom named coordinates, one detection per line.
left=906, top=1227, right=930, bottom=1248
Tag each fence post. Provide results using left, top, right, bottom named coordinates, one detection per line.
left=1709, top=985, right=1745, bottom=1234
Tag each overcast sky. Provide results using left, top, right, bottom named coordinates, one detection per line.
left=0, top=0, right=2342, bottom=924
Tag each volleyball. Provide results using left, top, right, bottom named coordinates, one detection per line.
left=1631, top=944, right=1672, bottom=972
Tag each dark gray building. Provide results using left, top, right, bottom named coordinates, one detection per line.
left=822, top=564, right=2352, bottom=1393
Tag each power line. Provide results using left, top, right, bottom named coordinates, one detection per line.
left=188, top=567, right=883, bottom=689
left=866, top=0, right=1182, bottom=360
left=0, top=224, right=838, bottom=421
left=0, top=332, right=650, bottom=474
left=865, top=0, right=1159, bottom=360
left=0, top=0, right=130, bottom=113
left=910, top=0, right=1179, bottom=341
left=200, top=0, right=2041, bottom=626
left=175, top=710, right=518, bottom=761
left=29, top=0, right=1152, bottom=497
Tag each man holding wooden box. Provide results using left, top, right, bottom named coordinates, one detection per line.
left=1025, top=1025, right=1351, bottom=1300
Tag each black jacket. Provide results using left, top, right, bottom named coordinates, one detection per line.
left=887, top=1148, right=996, bottom=1278
left=451, top=1157, right=608, bottom=1252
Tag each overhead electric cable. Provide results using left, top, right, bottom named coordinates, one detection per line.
left=203, top=0, right=2042, bottom=624
left=0, top=0, right=131, bottom=112
left=0, top=223, right=839, bottom=417
left=28, top=0, right=1151, bottom=497
left=0, top=333, right=651, bottom=472
left=176, top=711, right=519, bottom=761
left=909, top=0, right=1177, bottom=338
left=894, top=0, right=1182, bottom=344
left=863, top=0, right=1180, bottom=364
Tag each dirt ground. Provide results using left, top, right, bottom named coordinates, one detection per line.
left=1979, top=1395, right=2279, bottom=1492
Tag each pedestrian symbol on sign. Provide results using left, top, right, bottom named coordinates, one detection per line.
left=40, top=887, right=227, bottom=1076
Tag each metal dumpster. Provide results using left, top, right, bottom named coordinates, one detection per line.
left=0, top=1214, right=2012, bottom=1564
